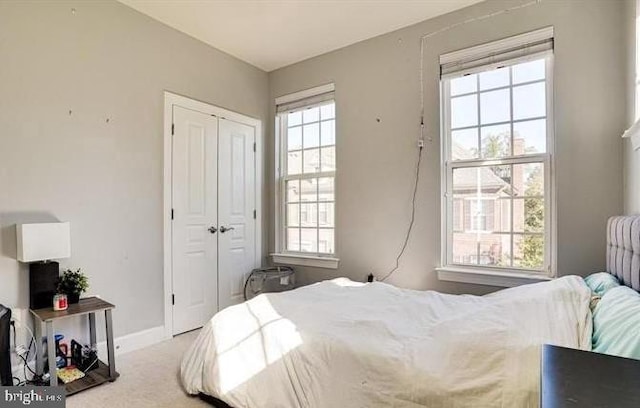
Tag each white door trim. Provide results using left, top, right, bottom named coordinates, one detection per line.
left=163, top=91, right=263, bottom=339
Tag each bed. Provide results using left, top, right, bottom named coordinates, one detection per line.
left=606, top=216, right=640, bottom=291
left=181, top=216, right=640, bottom=408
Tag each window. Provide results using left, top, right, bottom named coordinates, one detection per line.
left=273, top=84, right=338, bottom=268
left=440, top=28, right=554, bottom=280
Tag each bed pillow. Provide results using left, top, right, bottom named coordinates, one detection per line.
left=592, top=285, right=640, bottom=360
left=584, top=272, right=620, bottom=296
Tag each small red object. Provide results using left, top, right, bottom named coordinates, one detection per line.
left=53, top=294, right=68, bottom=311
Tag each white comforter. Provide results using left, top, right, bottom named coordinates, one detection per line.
left=181, top=276, right=592, bottom=408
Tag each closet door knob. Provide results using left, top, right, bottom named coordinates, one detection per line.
left=208, top=226, right=218, bottom=234
left=219, top=226, right=235, bottom=233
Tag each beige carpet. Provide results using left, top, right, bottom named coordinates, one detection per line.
left=67, top=330, right=210, bottom=408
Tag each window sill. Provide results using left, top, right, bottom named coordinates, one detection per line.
left=271, top=253, right=339, bottom=269
left=436, top=266, right=552, bottom=288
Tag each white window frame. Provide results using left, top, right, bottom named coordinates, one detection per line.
left=271, top=84, right=339, bottom=269
left=437, top=31, right=556, bottom=287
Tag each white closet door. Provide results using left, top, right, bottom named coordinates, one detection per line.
left=217, top=118, right=257, bottom=309
left=172, top=106, right=219, bottom=335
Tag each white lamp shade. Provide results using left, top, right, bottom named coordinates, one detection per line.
left=16, top=222, right=71, bottom=262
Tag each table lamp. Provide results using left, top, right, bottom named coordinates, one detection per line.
left=16, top=222, right=71, bottom=309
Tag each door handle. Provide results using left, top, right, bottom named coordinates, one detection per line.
left=208, top=226, right=218, bottom=234
left=219, top=226, right=235, bottom=233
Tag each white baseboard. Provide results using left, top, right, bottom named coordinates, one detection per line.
left=10, top=325, right=168, bottom=382
left=96, top=325, right=168, bottom=361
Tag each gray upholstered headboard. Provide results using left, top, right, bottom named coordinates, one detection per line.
left=606, top=216, right=640, bottom=291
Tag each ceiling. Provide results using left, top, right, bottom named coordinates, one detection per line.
left=118, top=0, right=483, bottom=72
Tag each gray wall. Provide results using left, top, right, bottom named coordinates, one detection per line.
left=0, top=1, right=269, bottom=337
left=625, top=0, right=640, bottom=214
left=269, top=0, right=627, bottom=294
left=0, top=0, right=630, bottom=341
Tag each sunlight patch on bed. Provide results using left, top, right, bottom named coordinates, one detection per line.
left=215, top=295, right=303, bottom=394
left=330, top=277, right=366, bottom=287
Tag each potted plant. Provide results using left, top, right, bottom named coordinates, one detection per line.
left=57, top=269, right=89, bottom=304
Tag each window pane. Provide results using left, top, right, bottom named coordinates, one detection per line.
left=513, top=82, right=545, bottom=120
left=512, top=59, right=545, bottom=84
left=287, top=228, right=300, bottom=251
left=446, top=56, right=550, bottom=273
left=452, top=199, right=463, bottom=232
left=513, top=234, right=544, bottom=269
left=287, top=151, right=302, bottom=175
left=318, top=202, right=334, bottom=227
left=300, top=178, right=318, bottom=202
left=480, top=124, right=510, bottom=159
left=513, top=198, right=544, bottom=233
left=321, top=103, right=335, bottom=120
left=451, top=74, right=477, bottom=96
left=453, top=167, right=477, bottom=196
left=303, top=107, right=319, bottom=123
left=457, top=198, right=510, bottom=233
left=286, top=180, right=300, bottom=202
left=321, top=120, right=335, bottom=146
left=288, top=111, right=302, bottom=126
left=478, top=234, right=511, bottom=266
left=479, top=67, right=509, bottom=90
left=513, top=163, right=544, bottom=197
left=451, top=94, right=478, bottom=129
left=303, top=148, right=320, bottom=173
left=300, top=228, right=318, bottom=252
left=282, top=100, right=336, bottom=257
left=470, top=199, right=495, bottom=232
left=319, top=229, right=335, bottom=254
left=494, top=198, right=511, bottom=233
left=452, top=232, right=478, bottom=265
left=321, top=146, right=336, bottom=172
left=287, top=204, right=300, bottom=227
left=303, top=123, right=320, bottom=148
left=480, top=89, right=510, bottom=125
left=453, top=233, right=511, bottom=266
left=318, top=177, right=334, bottom=201
left=288, top=126, right=302, bottom=151
left=451, top=128, right=478, bottom=160
left=300, top=203, right=317, bottom=227
left=453, top=166, right=511, bottom=198
left=513, top=119, right=546, bottom=154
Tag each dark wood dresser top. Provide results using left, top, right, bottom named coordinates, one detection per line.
left=542, top=344, right=640, bottom=408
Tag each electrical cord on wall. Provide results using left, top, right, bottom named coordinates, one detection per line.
left=376, top=0, right=542, bottom=283
left=19, top=336, right=41, bottom=385
left=379, top=142, right=424, bottom=282
left=10, top=319, right=43, bottom=386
